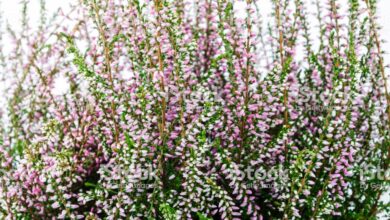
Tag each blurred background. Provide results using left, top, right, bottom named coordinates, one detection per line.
left=1, top=0, right=388, bottom=62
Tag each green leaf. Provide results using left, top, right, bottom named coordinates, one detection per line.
left=85, top=182, right=97, bottom=188
left=197, top=212, right=213, bottom=220
left=159, top=203, right=177, bottom=220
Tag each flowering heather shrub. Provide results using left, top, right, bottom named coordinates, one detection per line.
left=0, top=0, right=389, bottom=219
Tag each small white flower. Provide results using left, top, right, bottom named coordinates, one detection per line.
left=52, top=201, right=60, bottom=209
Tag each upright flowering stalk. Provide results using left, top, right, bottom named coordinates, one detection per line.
left=0, top=0, right=389, bottom=219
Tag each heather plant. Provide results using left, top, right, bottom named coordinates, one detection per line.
left=0, top=0, right=389, bottom=219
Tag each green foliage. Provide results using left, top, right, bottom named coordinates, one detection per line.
left=159, top=203, right=177, bottom=220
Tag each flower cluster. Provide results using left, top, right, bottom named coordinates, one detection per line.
left=0, top=0, right=389, bottom=219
